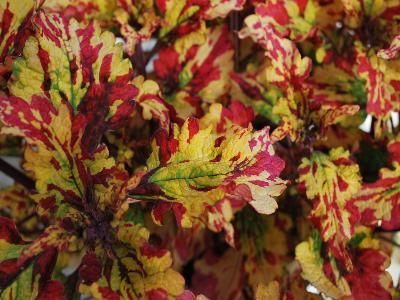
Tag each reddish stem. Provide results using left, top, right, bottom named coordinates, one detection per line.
left=0, top=158, right=34, bottom=190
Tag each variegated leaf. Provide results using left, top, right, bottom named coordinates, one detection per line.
left=0, top=0, right=35, bottom=62
left=154, top=25, right=234, bottom=118
left=0, top=95, right=124, bottom=218
left=0, top=217, right=66, bottom=300
left=352, top=137, right=400, bottom=230
left=79, top=222, right=185, bottom=300
left=129, top=118, right=287, bottom=234
left=356, top=47, right=400, bottom=138
left=11, top=12, right=137, bottom=152
left=298, top=147, right=362, bottom=270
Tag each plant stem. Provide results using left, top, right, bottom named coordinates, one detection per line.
left=16, top=212, right=37, bottom=227
left=0, top=157, right=34, bottom=190
left=377, top=235, right=400, bottom=248
left=133, top=42, right=146, bottom=77
left=230, top=12, right=240, bottom=71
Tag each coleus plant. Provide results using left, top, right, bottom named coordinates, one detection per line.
left=0, top=0, right=399, bottom=299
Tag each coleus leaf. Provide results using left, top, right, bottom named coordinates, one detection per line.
left=142, top=212, right=208, bottom=270
left=133, top=76, right=180, bottom=131
left=239, top=7, right=312, bottom=90
left=296, top=228, right=393, bottom=299
left=356, top=46, right=400, bottom=137
left=0, top=217, right=66, bottom=300
left=237, top=211, right=292, bottom=292
left=298, top=147, right=362, bottom=270
left=10, top=11, right=137, bottom=152
left=301, top=2, right=349, bottom=65
left=352, top=136, right=400, bottom=230
left=202, top=0, right=245, bottom=19
left=0, top=95, right=123, bottom=218
left=230, top=70, right=281, bottom=123
left=255, top=281, right=280, bottom=300
left=310, top=99, right=360, bottom=133
left=192, top=248, right=244, bottom=300
left=0, top=184, right=36, bottom=229
left=340, top=0, right=364, bottom=28
left=142, top=211, right=203, bottom=264
left=285, top=273, right=323, bottom=300
left=175, top=25, right=233, bottom=95
left=295, top=231, right=352, bottom=298
left=115, top=0, right=245, bottom=54
left=270, top=90, right=305, bottom=142
left=345, top=247, right=393, bottom=299
left=309, top=62, right=362, bottom=104
left=129, top=117, right=287, bottom=232
left=0, top=87, right=181, bottom=298
left=388, top=134, right=400, bottom=164
left=173, top=221, right=207, bottom=268
left=270, top=88, right=360, bottom=143
left=264, top=38, right=312, bottom=90
left=251, top=0, right=318, bottom=42
left=315, top=126, right=363, bottom=150
left=340, top=0, right=396, bottom=29
left=115, top=0, right=160, bottom=56
left=156, top=0, right=245, bottom=38
left=19, top=221, right=80, bottom=264
left=79, top=222, right=185, bottom=299
left=199, top=101, right=254, bottom=134
left=43, top=0, right=117, bottom=22
left=0, top=0, right=35, bottom=62
left=254, top=281, right=300, bottom=300
left=154, top=25, right=234, bottom=118
left=378, top=34, right=400, bottom=59
left=104, top=0, right=243, bottom=56
left=157, top=0, right=207, bottom=39
left=115, top=0, right=230, bottom=55
left=44, top=0, right=143, bottom=56
left=191, top=213, right=292, bottom=299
